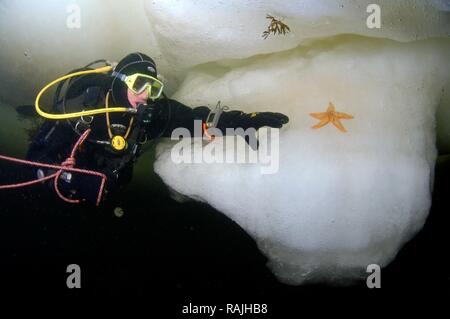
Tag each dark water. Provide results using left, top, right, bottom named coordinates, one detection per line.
left=0, top=110, right=448, bottom=308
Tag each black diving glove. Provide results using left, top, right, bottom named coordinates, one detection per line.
left=243, top=111, right=289, bottom=129
left=217, top=111, right=289, bottom=151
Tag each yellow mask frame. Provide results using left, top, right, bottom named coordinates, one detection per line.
left=121, top=73, right=164, bottom=99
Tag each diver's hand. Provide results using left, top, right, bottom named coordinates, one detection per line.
left=246, top=112, right=289, bottom=129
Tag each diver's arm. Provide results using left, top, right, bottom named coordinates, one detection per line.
left=157, top=99, right=289, bottom=137
left=159, top=99, right=210, bottom=137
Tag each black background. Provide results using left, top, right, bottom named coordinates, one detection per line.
left=0, top=154, right=448, bottom=311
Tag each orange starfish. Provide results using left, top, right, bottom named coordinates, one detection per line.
left=309, top=102, right=354, bottom=133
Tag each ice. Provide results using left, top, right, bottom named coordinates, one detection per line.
left=154, top=37, right=450, bottom=284
left=0, top=0, right=449, bottom=284
left=1, top=0, right=449, bottom=101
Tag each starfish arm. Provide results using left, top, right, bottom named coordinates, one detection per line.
left=336, top=112, right=354, bottom=119
left=309, top=112, right=329, bottom=120
left=332, top=118, right=348, bottom=132
left=312, top=117, right=331, bottom=129
left=327, top=102, right=335, bottom=112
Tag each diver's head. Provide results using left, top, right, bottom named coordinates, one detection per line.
left=111, top=52, right=163, bottom=108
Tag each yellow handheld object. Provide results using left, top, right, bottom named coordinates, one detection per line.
left=35, top=65, right=131, bottom=120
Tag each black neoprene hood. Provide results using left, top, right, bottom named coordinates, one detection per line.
left=111, top=52, right=158, bottom=108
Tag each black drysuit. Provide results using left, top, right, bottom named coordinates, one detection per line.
left=26, top=83, right=288, bottom=204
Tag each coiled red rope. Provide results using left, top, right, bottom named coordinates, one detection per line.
left=0, top=129, right=106, bottom=206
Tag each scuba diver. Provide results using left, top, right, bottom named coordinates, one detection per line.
left=26, top=52, right=289, bottom=205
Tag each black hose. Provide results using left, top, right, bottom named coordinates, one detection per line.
left=59, top=59, right=110, bottom=144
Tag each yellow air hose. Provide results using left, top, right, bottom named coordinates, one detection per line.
left=35, top=65, right=130, bottom=120
left=105, top=91, right=134, bottom=139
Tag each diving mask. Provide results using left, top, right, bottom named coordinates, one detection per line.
left=112, top=71, right=164, bottom=100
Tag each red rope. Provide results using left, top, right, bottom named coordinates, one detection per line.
left=0, top=129, right=107, bottom=206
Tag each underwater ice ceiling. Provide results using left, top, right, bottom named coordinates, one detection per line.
left=0, top=0, right=449, bottom=284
